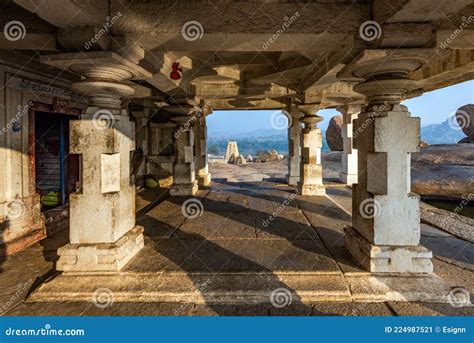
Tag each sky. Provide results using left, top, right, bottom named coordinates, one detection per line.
left=207, top=80, right=474, bottom=134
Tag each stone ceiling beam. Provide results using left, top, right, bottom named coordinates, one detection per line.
left=373, top=0, right=473, bottom=24
left=437, top=30, right=474, bottom=49
left=130, top=33, right=353, bottom=52
left=14, top=0, right=109, bottom=28
left=0, top=33, right=56, bottom=51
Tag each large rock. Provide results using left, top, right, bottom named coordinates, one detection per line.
left=326, top=115, right=343, bottom=151
left=411, top=144, right=474, bottom=200
left=256, top=149, right=280, bottom=163
left=456, top=104, right=474, bottom=142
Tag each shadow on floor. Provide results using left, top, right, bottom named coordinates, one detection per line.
left=142, top=215, right=334, bottom=316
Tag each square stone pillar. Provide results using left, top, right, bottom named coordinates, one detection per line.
left=338, top=50, right=436, bottom=274
left=287, top=111, right=303, bottom=186
left=338, top=105, right=359, bottom=185
left=57, top=108, right=144, bottom=272
left=194, top=113, right=211, bottom=187
left=41, top=51, right=151, bottom=272
left=346, top=104, right=431, bottom=273
left=298, top=115, right=325, bottom=196
left=130, top=107, right=153, bottom=187
left=170, top=116, right=198, bottom=196
left=147, top=122, right=175, bottom=187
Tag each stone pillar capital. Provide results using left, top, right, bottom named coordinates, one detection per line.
left=337, top=104, right=361, bottom=116
left=301, top=114, right=323, bottom=131
left=338, top=49, right=441, bottom=106
left=41, top=51, right=152, bottom=109
left=296, top=103, right=321, bottom=117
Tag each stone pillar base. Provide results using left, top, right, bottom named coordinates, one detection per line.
left=339, top=172, right=357, bottom=185
left=344, top=227, right=433, bottom=274
left=196, top=173, right=212, bottom=187
left=170, top=180, right=198, bottom=196
left=298, top=183, right=326, bottom=196
left=287, top=175, right=299, bottom=186
left=57, top=226, right=144, bottom=273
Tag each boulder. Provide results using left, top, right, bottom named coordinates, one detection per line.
left=326, top=115, right=343, bottom=151
left=246, top=154, right=253, bottom=162
left=256, top=149, right=280, bottom=163
left=456, top=104, right=474, bottom=142
left=411, top=144, right=474, bottom=200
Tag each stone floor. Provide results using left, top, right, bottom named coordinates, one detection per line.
left=1, top=180, right=473, bottom=316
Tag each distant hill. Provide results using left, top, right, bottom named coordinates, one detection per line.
left=207, top=128, right=330, bottom=156
left=421, top=117, right=465, bottom=144
left=208, top=116, right=464, bottom=156
left=208, top=128, right=287, bottom=140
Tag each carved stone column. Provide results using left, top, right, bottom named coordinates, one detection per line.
left=41, top=52, right=151, bottom=272
left=170, top=116, right=198, bottom=196
left=194, top=107, right=212, bottom=187
left=339, top=50, right=435, bottom=274
left=338, top=105, right=360, bottom=185
left=130, top=105, right=154, bottom=187
left=286, top=109, right=303, bottom=186
left=298, top=105, right=325, bottom=196
left=147, top=122, right=176, bottom=188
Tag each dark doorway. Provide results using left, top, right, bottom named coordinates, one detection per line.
left=34, top=112, right=79, bottom=208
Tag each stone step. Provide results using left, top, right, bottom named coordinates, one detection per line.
left=28, top=272, right=454, bottom=304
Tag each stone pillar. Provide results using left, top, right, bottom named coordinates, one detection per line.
left=338, top=105, right=360, bottom=185
left=341, top=51, right=433, bottom=274
left=194, top=109, right=211, bottom=187
left=130, top=106, right=153, bottom=187
left=41, top=52, right=151, bottom=272
left=170, top=116, right=198, bottom=196
left=298, top=113, right=325, bottom=196
left=147, top=122, right=175, bottom=188
left=286, top=110, right=303, bottom=186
